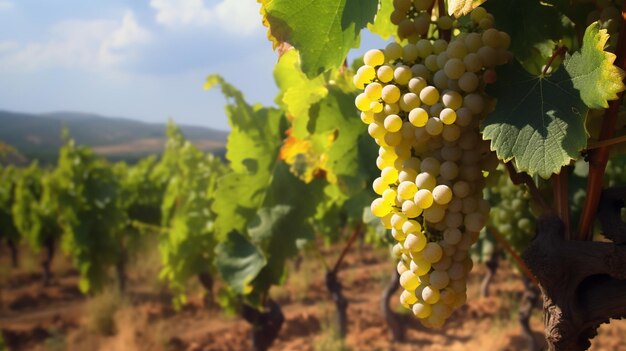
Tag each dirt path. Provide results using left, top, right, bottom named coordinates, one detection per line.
left=2, top=245, right=626, bottom=351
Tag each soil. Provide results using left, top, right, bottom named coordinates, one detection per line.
left=2, top=244, right=626, bottom=351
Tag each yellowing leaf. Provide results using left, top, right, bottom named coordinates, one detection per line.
left=564, top=21, right=626, bottom=109
left=279, top=128, right=335, bottom=183
left=448, top=0, right=486, bottom=17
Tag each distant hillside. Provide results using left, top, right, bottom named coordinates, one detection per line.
left=0, top=110, right=228, bottom=163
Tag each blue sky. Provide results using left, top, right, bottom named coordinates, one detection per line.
left=0, top=0, right=387, bottom=131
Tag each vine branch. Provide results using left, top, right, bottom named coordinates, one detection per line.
left=331, top=222, right=362, bottom=275
left=505, top=162, right=551, bottom=214
left=552, top=168, right=570, bottom=239
left=578, top=1, right=626, bottom=241
left=488, top=226, right=540, bottom=289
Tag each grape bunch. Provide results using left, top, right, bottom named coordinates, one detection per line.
left=354, top=6, right=510, bottom=327
left=484, top=165, right=537, bottom=252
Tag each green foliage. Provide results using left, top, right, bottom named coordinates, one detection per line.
left=158, top=126, right=227, bottom=307
left=53, top=137, right=127, bottom=293
left=565, top=21, right=626, bottom=109
left=0, top=165, right=20, bottom=243
left=367, top=0, right=396, bottom=40
left=274, top=50, right=328, bottom=137
left=206, top=75, right=286, bottom=241
left=12, top=163, right=60, bottom=250
left=215, top=231, right=266, bottom=295
left=483, top=60, right=588, bottom=178
left=262, top=0, right=378, bottom=77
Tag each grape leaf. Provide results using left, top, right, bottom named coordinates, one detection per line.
left=367, top=0, right=395, bottom=40
left=264, top=0, right=378, bottom=77
left=206, top=75, right=286, bottom=239
left=564, top=22, right=626, bottom=109
left=448, top=0, right=486, bottom=17
left=482, top=61, right=588, bottom=178
left=215, top=231, right=266, bottom=295
left=309, top=86, right=375, bottom=195
left=273, top=50, right=328, bottom=138
left=484, top=0, right=575, bottom=75
left=247, top=163, right=323, bottom=295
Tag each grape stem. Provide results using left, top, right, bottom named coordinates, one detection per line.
left=505, top=162, right=551, bottom=214
left=586, top=134, right=626, bottom=150
left=578, top=1, right=626, bottom=241
left=542, top=46, right=567, bottom=76
left=488, top=226, right=540, bottom=289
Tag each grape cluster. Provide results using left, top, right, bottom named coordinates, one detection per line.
left=484, top=165, right=536, bottom=251
left=354, top=7, right=510, bottom=327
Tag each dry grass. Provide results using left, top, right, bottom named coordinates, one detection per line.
left=85, top=287, right=123, bottom=336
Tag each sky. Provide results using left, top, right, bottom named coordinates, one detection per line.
left=0, top=0, right=388, bottom=131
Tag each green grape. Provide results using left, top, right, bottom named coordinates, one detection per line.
left=398, top=181, right=419, bottom=199
left=384, top=114, right=403, bottom=132
left=415, top=172, right=436, bottom=190
left=442, top=124, right=461, bottom=142
left=482, top=28, right=501, bottom=48
left=444, top=58, right=466, bottom=80
left=400, top=93, right=421, bottom=111
left=420, top=86, right=440, bottom=105
left=416, top=39, right=434, bottom=57
left=437, top=16, right=454, bottom=30
left=425, top=117, right=444, bottom=136
left=439, top=108, right=457, bottom=125
left=414, top=189, right=434, bottom=208
left=446, top=41, right=467, bottom=59
left=409, top=107, right=429, bottom=127
left=400, top=270, right=420, bottom=290
left=365, top=82, right=383, bottom=99
left=401, top=45, right=418, bottom=63
left=382, top=84, right=402, bottom=104
left=364, top=49, right=385, bottom=66
left=430, top=270, right=450, bottom=289
left=432, top=184, right=453, bottom=204
left=402, top=219, right=422, bottom=233
left=377, top=65, right=395, bottom=83
left=394, top=65, right=413, bottom=85
left=385, top=42, right=404, bottom=60
left=441, top=90, right=463, bottom=109
left=422, top=285, right=441, bottom=304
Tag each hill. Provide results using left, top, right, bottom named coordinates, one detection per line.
left=0, top=110, right=228, bottom=163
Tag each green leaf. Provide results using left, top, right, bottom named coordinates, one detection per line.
left=247, top=163, right=323, bottom=293
left=215, top=231, right=266, bottom=295
left=482, top=61, right=588, bottom=178
left=207, top=75, right=287, bottom=239
left=309, top=86, right=375, bottom=195
left=264, top=0, right=378, bottom=77
left=484, top=0, right=575, bottom=75
left=448, top=0, right=486, bottom=17
left=273, top=49, right=328, bottom=138
left=367, top=0, right=396, bottom=40
left=564, top=22, right=626, bottom=109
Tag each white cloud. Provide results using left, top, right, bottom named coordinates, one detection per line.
left=150, top=0, right=262, bottom=35
left=100, top=11, right=152, bottom=66
left=0, top=41, right=17, bottom=52
left=0, top=10, right=151, bottom=71
left=0, top=0, right=14, bottom=11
